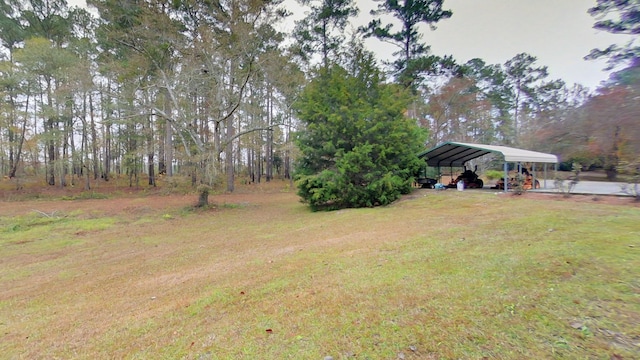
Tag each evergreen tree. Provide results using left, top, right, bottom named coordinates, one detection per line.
left=294, top=47, right=426, bottom=210
left=586, top=0, right=639, bottom=68
left=293, top=0, right=359, bottom=68
left=461, top=58, right=511, bottom=143
left=503, top=53, right=549, bottom=144
left=0, top=0, right=26, bottom=55
left=360, top=0, right=453, bottom=90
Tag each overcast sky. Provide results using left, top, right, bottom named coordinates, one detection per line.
left=351, top=0, right=635, bottom=91
left=71, top=0, right=633, bottom=90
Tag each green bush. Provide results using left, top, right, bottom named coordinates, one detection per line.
left=485, top=169, right=504, bottom=181
left=294, top=53, right=425, bottom=211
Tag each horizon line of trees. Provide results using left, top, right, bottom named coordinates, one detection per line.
left=1, top=0, right=638, bottom=195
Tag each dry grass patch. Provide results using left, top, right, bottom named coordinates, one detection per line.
left=1, top=187, right=638, bottom=359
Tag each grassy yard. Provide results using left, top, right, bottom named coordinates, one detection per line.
left=0, top=186, right=638, bottom=359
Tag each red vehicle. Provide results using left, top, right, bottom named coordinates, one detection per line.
left=492, top=170, right=540, bottom=190
left=446, top=165, right=484, bottom=189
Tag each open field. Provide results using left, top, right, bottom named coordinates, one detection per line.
left=1, top=182, right=639, bottom=359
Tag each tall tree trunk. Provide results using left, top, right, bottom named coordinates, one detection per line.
left=165, top=118, right=173, bottom=177
left=248, top=146, right=254, bottom=183
left=147, top=113, right=156, bottom=186
left=62, top=113, right=71, bottom=188
left=161, top=87, right=174, bottom=177
left=236, top=115, right=242, bottom=180
left=225, top=115, right=235, bottom=192
left=103, top=120, right=111, bottom=181
left=8, top=108, right=15, bottom=176
left=266, top=84, right=273, bottom=181
left=284, top=109, right=291, bottom=180
left=46, top=117, right=56, bottom=186
left=82, top=125, right=91, bottom=190
left=9, top=94, right=29, bottom=178
left=89, top=92, right=99, bottom=180
left=158, top=118, right=166, bottom=175
left=81, top=95, right=91, bottom=190
left=81, top=121, right=91, bottom=190
left=148, top=153, right=156, bottom=185
left=256, top=146, right=262, bottom=184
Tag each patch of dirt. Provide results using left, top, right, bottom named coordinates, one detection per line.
left=0, top=178, right=295, bottom=217
left=2, top=181, right=638, bottom=218
left=503, top=191, right=640, bottom=207
left=405, top=187, right=640, bottom=207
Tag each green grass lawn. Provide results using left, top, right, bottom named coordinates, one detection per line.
left=1, top=189, right=638, bottom=359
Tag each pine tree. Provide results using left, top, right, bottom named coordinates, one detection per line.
left=293, top=0, right=359, bottom=68
left=586, top=0, right=639, bottom=68
left=360, top=0, right=453, bottom=90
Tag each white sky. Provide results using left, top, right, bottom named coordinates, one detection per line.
left=356, top=0, right=634, bottom=90
left=69, top=0, right=633, bottom=90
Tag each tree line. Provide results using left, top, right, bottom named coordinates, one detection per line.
left=1, top=0, right=638, bottom=197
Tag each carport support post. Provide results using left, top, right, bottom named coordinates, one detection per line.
left=503, top=162, right=509, bottom=192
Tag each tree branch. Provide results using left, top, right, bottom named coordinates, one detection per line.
left=219, top=123, right=284, bottom=153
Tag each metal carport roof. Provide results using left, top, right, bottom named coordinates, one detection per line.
left=418, top=142, right=558, bottom=167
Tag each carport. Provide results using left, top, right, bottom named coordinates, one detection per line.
left=417, top=142, right=559, bottom=189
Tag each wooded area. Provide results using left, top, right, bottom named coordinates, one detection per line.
left=1, top=0, right=638, bottom=193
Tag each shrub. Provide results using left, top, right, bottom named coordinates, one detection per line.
left=485, top=170, right=504, bottom=181
left=294, top=54, right=425, bottom=211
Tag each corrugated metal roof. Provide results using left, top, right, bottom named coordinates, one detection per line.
left=418, top=142, right=558, bottom=167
